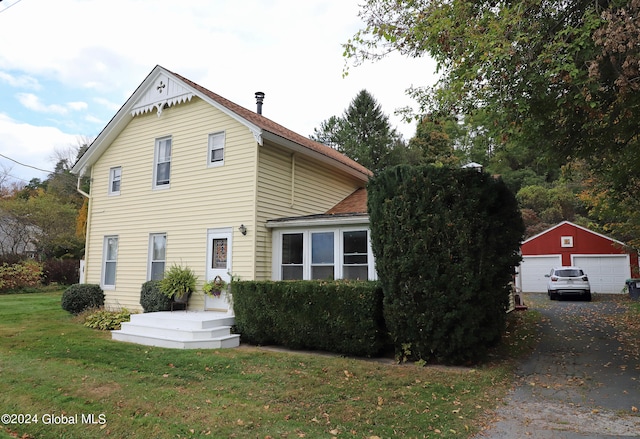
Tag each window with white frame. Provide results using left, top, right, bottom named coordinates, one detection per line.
left=342, top=230, right=369, bottom=280
left=102, top=236, right=118, bottom=288
left=109, top=166, right=122, bottom=195
left=148, top=233, right=166, bottom=281
left=208, top=132, right=225, bottom=166
left=275, top=228, right=374, bottom=281
left=154, top=136, right=172, bottom=188
left=281, top=233, right=303, bottom=280
left=311, top=231, right=334, bottom=279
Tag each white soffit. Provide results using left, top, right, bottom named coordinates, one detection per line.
left=131, top=73, right=194, bottom=117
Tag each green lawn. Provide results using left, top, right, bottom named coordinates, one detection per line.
left=0, top=291, right=538, bottom=439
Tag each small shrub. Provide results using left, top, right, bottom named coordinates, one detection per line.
left=84, top=309, right=132, bottom=330
left=61, top=284, right=104, bottom=315
left=140, top=280, right=171, bottom=312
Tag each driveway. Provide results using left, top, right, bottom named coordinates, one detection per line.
left=475, top=293, right=640, bottom=438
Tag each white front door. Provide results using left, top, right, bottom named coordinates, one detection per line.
left=205, top=228, right=232, bottom=312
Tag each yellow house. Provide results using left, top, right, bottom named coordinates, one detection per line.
left=71, top=65, right=374, bottom=318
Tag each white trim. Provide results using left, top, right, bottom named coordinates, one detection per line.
left=266, top=215, right=369, bottom=229
left=147, top=233, right=167, bottom=281
left=207, top=131, right=225, bottom=168
left=153, top=136, right=172, bottom=190
left=108, top=166, right=122, bottom=196
left=101, top=235, right=118, bottom=290
left=272, top=226, right=377, bottom=281
left=561, top=236, right=573, bottom=248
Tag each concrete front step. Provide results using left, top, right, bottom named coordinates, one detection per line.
left=111, top=311, right=240, bottom=349
left=126, top=311, right=235, bottom=330
left=112, top=331, right=240, bottom=349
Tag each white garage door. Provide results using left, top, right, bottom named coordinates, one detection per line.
left=519, top=255, right=562, bottom=293
left=572, top=255, right=630, bottom=294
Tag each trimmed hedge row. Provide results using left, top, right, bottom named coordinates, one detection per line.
left=233, top=280, right=387, bottom=357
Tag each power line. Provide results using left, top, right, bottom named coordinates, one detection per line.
left=0, top=153, right=54, bottom=174
left=0, top=0, right=24, bottom=14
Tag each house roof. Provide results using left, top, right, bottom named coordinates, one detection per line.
left=326, top=187, right=367, bottom=214
left=71, top=65, right=371, bottom=181
left=266, top=188, right=369, bottom=228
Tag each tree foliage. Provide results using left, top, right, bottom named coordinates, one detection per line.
left=368, top=165, right=524, bottom=364
left=345, top=0, right=640, bottom=241
left=311, top=89, right=406, bottom=173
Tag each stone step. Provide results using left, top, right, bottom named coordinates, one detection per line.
left=111, top=311, right=239, bottom=350
left=127, top=311, right=235, bottom=330
left=118, top=322, right=233, bottom=340
left=112, top=331, right=240, bottom=349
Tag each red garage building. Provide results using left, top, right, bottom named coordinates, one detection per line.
left=518, top=221, right=639, bottom=294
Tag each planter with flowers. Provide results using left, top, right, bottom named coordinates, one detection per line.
left=203, top=275, right=227, bottom=298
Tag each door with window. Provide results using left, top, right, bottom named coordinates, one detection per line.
left=205, top=229, right=232, bottom=312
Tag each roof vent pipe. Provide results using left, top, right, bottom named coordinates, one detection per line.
left=255, top=91, right=265, bottom=115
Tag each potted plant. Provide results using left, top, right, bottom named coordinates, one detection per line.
left=159, top=264, right=198, bottom=304
left=203, top=275, right=227, bottom=298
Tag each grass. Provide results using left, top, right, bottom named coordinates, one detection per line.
left=0, top=291, right=540, bottom=439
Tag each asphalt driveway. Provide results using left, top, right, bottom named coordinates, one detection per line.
left=475, top=293, right=640, bottom=438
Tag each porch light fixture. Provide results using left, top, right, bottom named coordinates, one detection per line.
left=239, top=224, right=247, bottom=235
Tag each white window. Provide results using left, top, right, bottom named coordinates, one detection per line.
left=274, top=228, right=375, bottom=281
left=342, top=230, right=369, bottom=280
left=148, top=233, right=166, bottom=281
left=311, top=231, right=334, bottom=280
left=109, top=166, right=121, bottom=195
left=281, top=233, right=303, bottom=280
left=208, top=132, right=225, bottom=167
left=154, top=136, right=172, bottom=188
left=102, top=236, right=118, bottom=288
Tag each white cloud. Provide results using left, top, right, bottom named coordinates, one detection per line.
left=67, top=101, right=88, bottom=111
left=0, top=71, right=40, bottom=89
left=0, top=113, right=79, bottom=182
left=17, top=93, right=68, bottom=115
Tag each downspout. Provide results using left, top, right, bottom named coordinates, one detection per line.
left=76, top=176, right=90, bottom=199
left=290, top=153, right=295, bottom=207
left=76, top=172, right=91, bottom=284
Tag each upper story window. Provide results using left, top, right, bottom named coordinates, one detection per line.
left=208, top=132, right=225, bottom=167
left=154, top=136, right=172, bottom=188
left=109, top=166, right=122, bottom=195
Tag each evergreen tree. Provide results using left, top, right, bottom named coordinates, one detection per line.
left=311, top=90, right=405, bottom=173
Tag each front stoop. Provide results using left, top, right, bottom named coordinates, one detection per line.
left=112, top=311, right=240, bottom=349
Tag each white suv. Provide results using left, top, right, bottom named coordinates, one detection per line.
left=546, top=266, right=591, bottom=301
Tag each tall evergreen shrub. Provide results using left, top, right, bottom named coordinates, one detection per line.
left=368, top=165, right=524, bottom=364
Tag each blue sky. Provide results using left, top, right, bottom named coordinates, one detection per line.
left=0, top=0, right=437, bottom=184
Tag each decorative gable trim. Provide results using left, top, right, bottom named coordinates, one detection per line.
left=130, top=73, right=194, bottom=117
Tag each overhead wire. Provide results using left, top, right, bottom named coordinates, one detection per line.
left=0, top=153, right=55, bottom=174
left=0, top=0, right=24, bottom=14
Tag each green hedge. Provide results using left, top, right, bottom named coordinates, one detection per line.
left=233, top=280, right=387, bottom=357
left=140, top=280, right=172, bottom=312
left=61, top=284, right=105, bottom=315
left=368, top=165, right=524, bottom=365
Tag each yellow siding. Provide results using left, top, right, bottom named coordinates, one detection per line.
left=85, top=98, right=258, bottom=310
left=254, top=141, right=364, bottom=280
